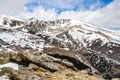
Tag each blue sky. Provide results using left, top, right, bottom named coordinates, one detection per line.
left=25, top=0, right=113, bottom=13
left=0, top=0, right=119, bottom=29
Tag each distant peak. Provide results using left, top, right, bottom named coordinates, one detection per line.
left=0, top=15, right=22, bottom=21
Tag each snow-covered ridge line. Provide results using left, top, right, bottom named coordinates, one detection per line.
left=69, top=20, right=120, bottom=44
left=0, top=15, right=24, bottom=29
left=23, top=18, right=120, bottom=44
left=0, top=15, right=22, bottom=21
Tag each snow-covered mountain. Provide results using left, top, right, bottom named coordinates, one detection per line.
left=0, top=15, right=24, bottom=29
left=0, top=15, right=120, bottom=79
left=0, top=16, right=120, bottom=61
left=23, top=18, right=120, bottom=59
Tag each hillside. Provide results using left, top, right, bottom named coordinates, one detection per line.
left=0, top=15, right=120, bottom=80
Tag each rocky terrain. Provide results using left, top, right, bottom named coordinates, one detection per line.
left=0, top=15, right=120, bottom=80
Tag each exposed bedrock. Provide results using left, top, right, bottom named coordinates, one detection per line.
left=0, top=50, right=104, bottom=80
left=37, top=33, right=120, bottom=79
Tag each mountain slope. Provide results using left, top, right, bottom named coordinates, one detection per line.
left=0, top=16, right=120, bottom=79
left=22, top=18, right=120, bottom=61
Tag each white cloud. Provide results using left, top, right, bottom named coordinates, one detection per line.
left=89, top=0, right=101, bottom=10
left=58, top=0, right=120, bottom=27
left=37, top=0, right=83, bottom=9
left=0, top=0, right=32, bottom=16
left=58, top=10, right=92, bottom=21
left=0, top=0, right=120, bottom=28
left=84, top=0, right=120, bottom=27
left=0, top=0, right=57, bottom=20
left=20, top=6, right=57, bottom=20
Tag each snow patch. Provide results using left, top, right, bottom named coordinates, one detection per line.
left=0, top=75, right=9, bottom=80
left=0, top=31, right=44, bottom=51
left=0, top=62, right=19, bottom=70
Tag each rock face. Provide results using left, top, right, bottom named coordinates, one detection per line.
left=37, top=33, right=120, bottom=79
left=0, top=50, right=104, bottom=80
left=0, top=16, right=120, bottom=80
left=87, top=39, right=120, bottom=61
left=0, top=15, right=24, bottom=29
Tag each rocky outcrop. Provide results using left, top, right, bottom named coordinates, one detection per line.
left=37, top=33, right=120, bottom=79
left=87, top=39, right=120, bottom=61
left=0, top=50, right=104, bottom=80
left=3, top=18, right=24, bottom=27
left=23, top=18, right=71, bottom=34
left=0, top=52, right=10, bottom=64
left=0, top=15, right=24, bottom=28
